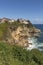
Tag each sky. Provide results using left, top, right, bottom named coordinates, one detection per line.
left=0, top=0, right=43, bottom=24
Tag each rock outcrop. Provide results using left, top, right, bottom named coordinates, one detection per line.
left=0, top=18, right=41, bottom=47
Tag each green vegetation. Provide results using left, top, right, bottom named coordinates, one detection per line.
left=0, top=22, right=9, bottom=40
left=0, top=20, right=43, bottom=65
left=0, top=42, right=43, bottom=65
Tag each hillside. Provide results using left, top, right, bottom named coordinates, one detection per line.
left=0, top=18, right=40, bottom=47
left=0, top=18, right=43, bottom=65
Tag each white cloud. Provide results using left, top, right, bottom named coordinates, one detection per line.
left=33, top=18, right=43, bottom=24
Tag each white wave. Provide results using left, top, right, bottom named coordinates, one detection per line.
left=37, top=43, right=43, bottom=47
left=27, top=37, right=38, bottom=50
left=27, top=37, right=43, bottom=51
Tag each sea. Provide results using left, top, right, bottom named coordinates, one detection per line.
left=27, top=24, right=43, bottom=51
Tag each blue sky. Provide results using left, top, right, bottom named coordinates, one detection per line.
left=0, top=0, right=43, bottom=24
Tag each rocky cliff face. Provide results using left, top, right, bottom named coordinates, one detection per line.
left=0, top=18, right=40, bottom=47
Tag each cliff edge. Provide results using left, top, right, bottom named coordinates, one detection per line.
left=0, top=18, right=41, bottom=47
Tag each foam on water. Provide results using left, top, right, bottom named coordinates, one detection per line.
left=27, top=37, right=43, bottom=51
left=37, top=43, right=43, bottom=47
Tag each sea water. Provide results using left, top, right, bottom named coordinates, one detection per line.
left=27, top=24, right=43, bottom=51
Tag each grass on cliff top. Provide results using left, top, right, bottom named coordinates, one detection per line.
left=0, top=42, right=43, bottom=65
left=0, top=22, right=9, bottom=40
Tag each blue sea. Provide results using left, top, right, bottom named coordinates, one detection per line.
left=27, top=24, right=43, bottom=51
left=34, top=24, right=43, bottom=51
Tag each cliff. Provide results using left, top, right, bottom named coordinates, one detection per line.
left=0, top=18, right=41, bottom=47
